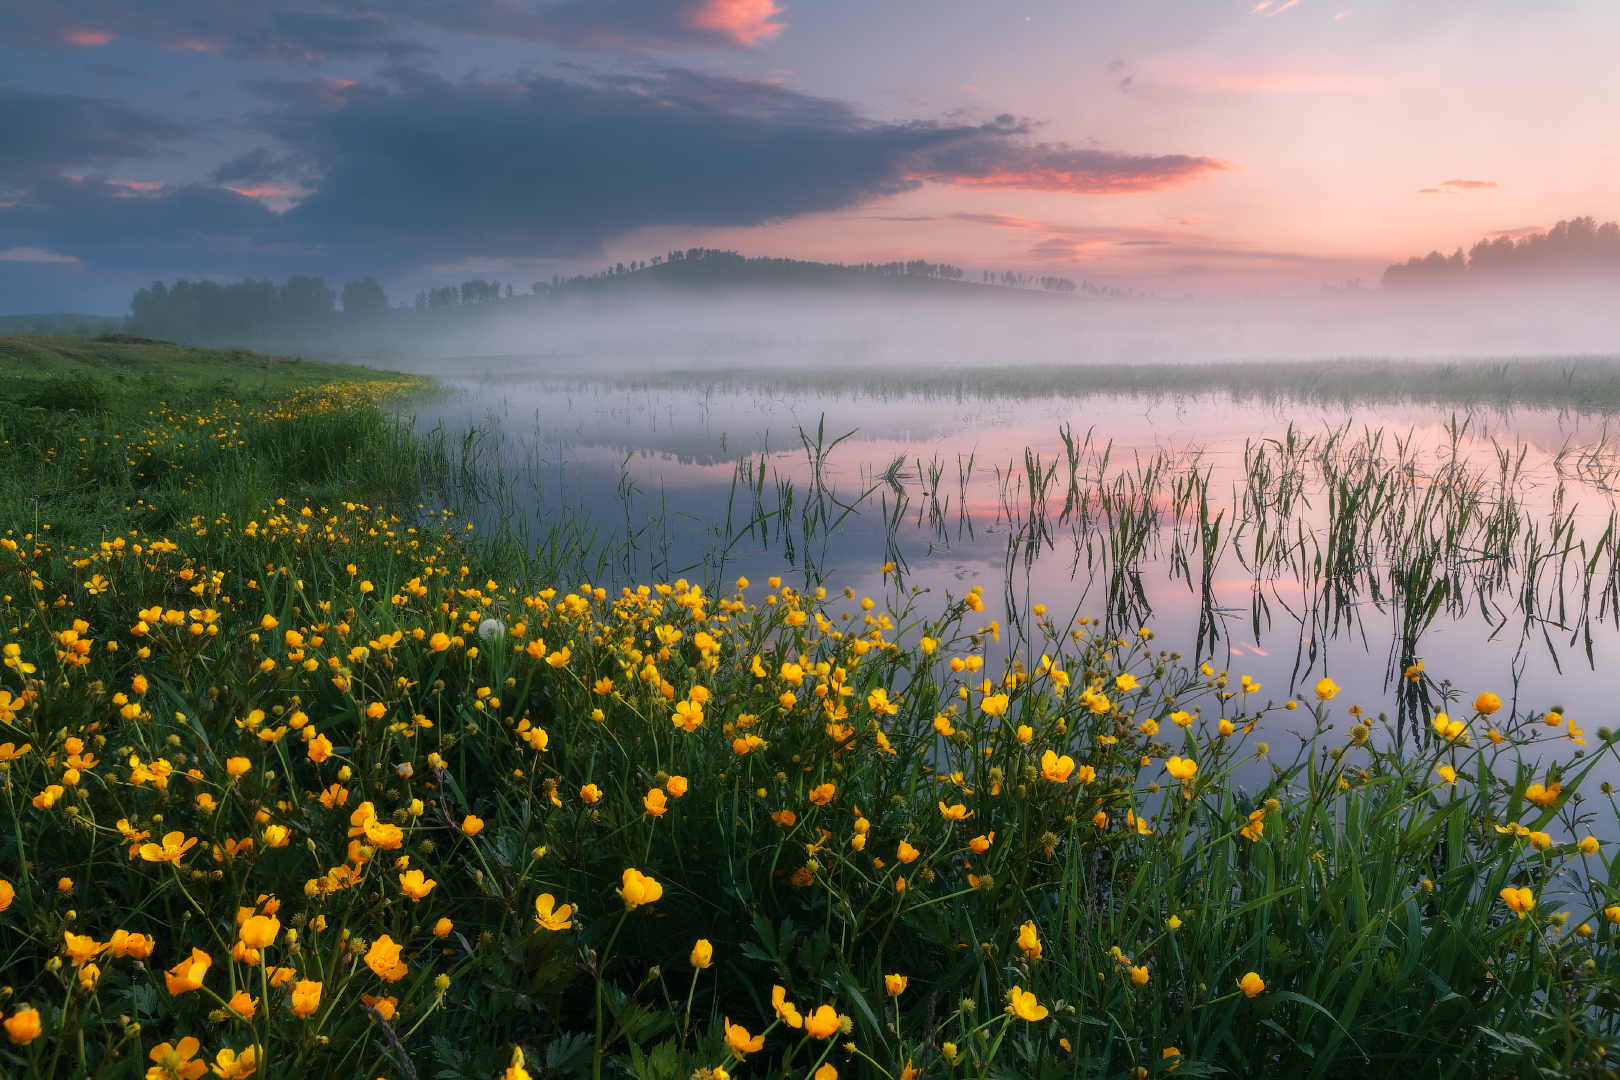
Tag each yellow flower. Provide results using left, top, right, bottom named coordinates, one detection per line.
left=814, top=1066, right=837, bottom=1080
left=399, top=869, right=437, bottom=901
left=1009, top=986, right=1048, bottom=1021
left=79, top=963, right=102, bottom=990
left=938, top=801, right=970, bottom=821
left=226, top=990, right=258, bottom=1020
left=666, top=775, right=689, bottom=797
left=1165, top=756, right=1197, bottom=782
left=535, top=893, right=574, bottom=931
left=1437, top=765, right=1457, bottom=786
left=1474, top=692, right=1501, bottom=715
left=809, top=782, right=836, bottom=805
left=140, top=830, right=200, bottom=863
left=897, top=841, right=919, bottom=864
left=1528, top=831, right=1552, bottom=851
left=1313, top=677, right=1339, bottom=701
left=290, top=979, right=322, bottom=1017
left=772, top=985, right=804, bottom=1028
left=1167, top=914, right=1183, bottom=930
left=691, top=939, right=714, bottom=968
left=969, top=833, right=994, bottom=854
left=238, top=914, right=280, bottom=949
left=1499, top=887, right=1535, bottom=917
left=1130, top=965, right=1150, bottom=986
left=63, top=931, right=107, bottom=966
left=1115, top=673, right=1137, bottom=692
left=165, top=947, right=212, bottom=994
left=673, top=700, right=704, bottom=732
left=210, top=1046, right=257, bottom=1079
left=461, top=815, right=485, bottom=836
left=147, top=1036, right=208, bottom=1080
left=1017, top=920, right=1042, bottom=959
left=1579, top=836, right=1600, bottom=855
left=429, top=632, right=450, bottom=652
left=1238, top=972, right=1266, bottom=998
left=434, top=918, right=454, bottom=938
left=365, top=935, right=408, bottom=981
left=804, top=1004, right=841, bottom=1039
left=618, top=868, right=663, bottom=909
left=723, top=1018, right=764, bottom=1059
left=981, top=692, right=1009, bottom=718
left=361, top=993, right=398, bottom=1021
left=4, top=1007, right=41, bottom=1045
left=885, top=973, right=907, bottom=996
left=1040, top=750, right=1074, bottom=783
left=1524, top=783, right=1560, bottom=807
left=225, top=757, right=251, bottom=779
left=644, top=788, right=668, bottom=817
left=1606, top=906, right=1620, bottom=925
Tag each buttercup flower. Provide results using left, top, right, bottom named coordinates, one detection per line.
left=1500, top=887, right=1535, bottom=917
left=1238, top=972, right=1266, bottom=998
left=885, top=973, right=908, bottom=996
left=535, top=893, right=574, bottom=931
left=618, top=868, right=663, bottom=909
left=365, top=935, right=408, bottom=981
left=147, top=1036, right=207, bottom=1080
left=140, top=831, right=199, bottom=863
left=772, top=985, right=804, bottom=1028
left=1040, top=750, right=1074, bottom=783
left=165, top=947, right=212, bottom=994
left=4, top=1007, right=41, bottom=1045
left=290, top=980, right=322, bottom=1017
left=1009, top=986, right=1048, bottom=1021
left=399, top=869, right=437, bottom=901
left=804, top=1004, right=841, bottom=1039
left=723, top=1018, right=764, bottom=1059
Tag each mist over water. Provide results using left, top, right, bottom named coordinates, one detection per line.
left=357, top=280, right=1620, bottom=367
left=366, top=286, right=1620, bottom=795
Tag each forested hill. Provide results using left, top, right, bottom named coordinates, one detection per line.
left=111, top=248, right=1088, bottom=351
left=1383, top=215, right=1620, bottom=288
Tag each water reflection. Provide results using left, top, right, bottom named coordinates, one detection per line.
left=375, top=354, right=1620, bottom=784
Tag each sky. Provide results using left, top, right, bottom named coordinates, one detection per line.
left=2, top=0, right=1617, bottom=314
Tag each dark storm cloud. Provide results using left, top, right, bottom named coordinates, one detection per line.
left=0, top=70, right=1224, bottom=273
left=1, top=0, right=784, bottom=57
left=0, top=87, right=186, bottom=185
left=268, top=70, right=986, bottom=255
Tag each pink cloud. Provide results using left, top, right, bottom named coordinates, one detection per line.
left=222, top=186, right=290, bottom=198
left=170, top=37, right=224, bottom=53
left=1170, top=215, right=1207, bottom=226
left=1440, top=178, right=1498, bottom=190
left=61, top=28, right=115, bottom=46
left=1486, top=226, right=1546, bottom=240
left=682, top=0, right=785, bottom=47
left=919, top=146, right=1227, bottom=196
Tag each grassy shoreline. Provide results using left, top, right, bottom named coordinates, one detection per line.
left=0, top=340, right=1617, bottom=1079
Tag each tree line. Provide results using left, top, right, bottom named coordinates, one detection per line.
left=119, top=248, right=1095, bottom=348
left=1383, top=216, right=1620, bottom=288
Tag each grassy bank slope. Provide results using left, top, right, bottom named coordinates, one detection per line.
left=0, top=334, right=436, bottom=553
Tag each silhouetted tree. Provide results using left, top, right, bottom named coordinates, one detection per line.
left=341, top=278, right=390, bottom=319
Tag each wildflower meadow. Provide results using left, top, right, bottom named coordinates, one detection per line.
left=1, top=340, right=1618, bottom=1080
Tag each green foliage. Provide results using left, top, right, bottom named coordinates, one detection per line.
left=0, top=367, right=1616, bottom=1080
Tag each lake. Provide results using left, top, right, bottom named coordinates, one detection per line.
left=373, top=351, right=1620, bottom=795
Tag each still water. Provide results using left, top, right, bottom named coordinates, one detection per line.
left=374, top=352, right=1620, bottom=791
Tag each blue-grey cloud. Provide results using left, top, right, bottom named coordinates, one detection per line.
left=0, top=86, right=186, bottom=185
left=1, top=0, right=786, bottom=58
left=0, top=70, right=1222, bottom=277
